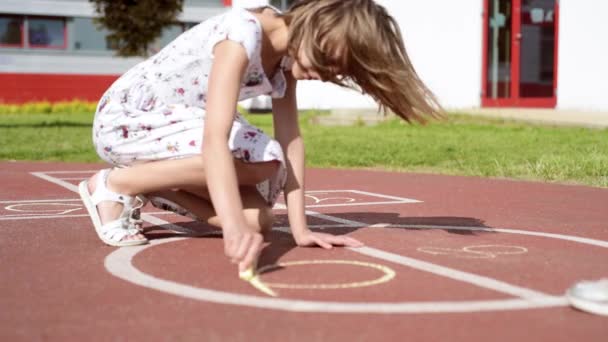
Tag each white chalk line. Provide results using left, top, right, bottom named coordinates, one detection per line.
left=25, top=175, right=421, bottom=210
left=6, top=203, right=81, bottom=213
left=31, top=172, right=79, bottom=192
left=106, top=218, right=593, bottom=313
left=305, top=194, right=356, bottom=204
left=397, top=224, right=608, bottom=249
left=303, top=201, right=420, bottom=208
left=303, top=212, right=556, bottom=299
left=0, top=211, right=172, bottom=221
left=417, top=245, right=528, bottom=259
left=0, top=198, right=81, bottom=204
left=105, top=234, right=569, bottom=314
left=277, top=189, right=421, bottom=208
left=29, top=171, right=608, bottom=313
left=36, top=170, right=99, bottom=174
left=352, top=246, right=548, bottom=299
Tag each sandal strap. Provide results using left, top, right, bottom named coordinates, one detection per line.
left=126, top=195, right=147, bottom=232
left=99, top=220, right=132, bottom=242
left=90, top=169, right=134, bottom=207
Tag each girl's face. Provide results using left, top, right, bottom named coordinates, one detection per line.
left=291, top=49, right=322, bottom=81
left=290, top=41, right=345, bottom=82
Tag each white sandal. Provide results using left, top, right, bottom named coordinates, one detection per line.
left=78, top=169, right=148, bottom=247
left=128, top=195, right=147, bottom=233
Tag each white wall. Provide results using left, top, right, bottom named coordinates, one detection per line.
left=232, top=0, right=269, bottom=8
left=557, top=0, right=608, bottom=111
left=294, top=0, right=484, bottom=110
left=377, top=0, right=483, bottom=109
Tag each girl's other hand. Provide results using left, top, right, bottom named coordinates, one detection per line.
left=294, top=231, right=364, bottom=249
left=223, top=227, right=264, bottom=272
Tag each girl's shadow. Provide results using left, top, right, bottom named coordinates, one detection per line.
left=143, top=212, right=491, bottom=274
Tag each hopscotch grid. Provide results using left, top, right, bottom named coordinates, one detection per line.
left=280, top=189, right=422, bottom=208
left=36, top=170, right=100, bottom=174
left=2, top=212, right=81, bottom=218
left=0, top=198, right=82, bottom=204
left=293, top=201, right=420, bottom=208
left=349, top=189, right=423, bottom=202
left=26, top=175, right=421, bottom=210
left=31, top=172, right=78, bottom=193
left=0, top=211, right=175, bottom=221
left=30, top=170, right=560, bottom=302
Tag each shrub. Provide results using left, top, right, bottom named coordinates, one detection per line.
left=0, top=100, right=97, bottom=115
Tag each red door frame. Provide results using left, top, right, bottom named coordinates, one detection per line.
left=481, top=0, right=559, bottom=108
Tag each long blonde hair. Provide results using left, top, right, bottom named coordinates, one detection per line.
left=283, top=0, right=444, bottom=124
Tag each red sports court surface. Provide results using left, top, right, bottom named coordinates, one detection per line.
left=1, top=161, right=607, bottom=341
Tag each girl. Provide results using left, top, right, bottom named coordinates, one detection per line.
left=79, top=0, right=443, bottom=272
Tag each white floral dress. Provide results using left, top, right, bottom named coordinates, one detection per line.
left=93, top=7, right=288, bottom=206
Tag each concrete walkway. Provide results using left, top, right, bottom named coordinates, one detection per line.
left=319, top=108, right=608, bottom=129
left=460, top=108, right=608, bottom=129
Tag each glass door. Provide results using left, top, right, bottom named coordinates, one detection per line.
left=482, top=0, right=559, bottom=107
left=486, top=0, right=512, bottom=100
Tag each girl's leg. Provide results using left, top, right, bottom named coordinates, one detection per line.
left=150, top=185, right=275, bottom=235
left=88, top=156, right=278, bottom=231
left=109, top=156, right=277, bottom=194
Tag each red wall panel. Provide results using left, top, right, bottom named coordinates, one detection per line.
left=0, top=73, right=119, bottom=103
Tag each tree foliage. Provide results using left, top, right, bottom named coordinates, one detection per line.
left=89, top=0, right=184, bottom=57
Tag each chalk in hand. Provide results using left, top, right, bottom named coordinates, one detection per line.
left=239, top=267, right=278, bottom=297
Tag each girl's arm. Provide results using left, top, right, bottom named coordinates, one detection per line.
left=205, top=40, right=263, bottom=271
left=271, top=73, right=308, bottom=240
left=272, top=73, right=363, bottom=249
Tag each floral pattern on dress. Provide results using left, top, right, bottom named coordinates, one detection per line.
left=91, top=8, right=288, bottom=206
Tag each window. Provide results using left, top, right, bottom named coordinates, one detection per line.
left=73, top=17, right=113, bottom=51
left=28, top=17, right=66, bottom=49
left=148, top=24, right=188, bottom=54
left=0, top=15, right=23, bottom=47
left=159, top=24, right=184, bottom=49
left=184, top=22, right=199, bottom=31
left=1, top=15, right=198, bottom=53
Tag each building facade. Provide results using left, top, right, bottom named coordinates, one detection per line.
left=1, top=0, right=607, bottom=112
left=0, top=0, right=229, bottom=103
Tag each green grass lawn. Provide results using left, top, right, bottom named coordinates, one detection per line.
left=1, top=111, right=607, bottom=187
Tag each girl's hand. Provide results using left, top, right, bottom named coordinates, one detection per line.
left=294, top=231, right=364, bottom=249
left=223, top=227, right=264, bottom=272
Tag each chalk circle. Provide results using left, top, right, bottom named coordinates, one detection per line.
left=417, top=244, right=528, bottom=259
left=465, top=245, right=527, bottom=255
left=5, top=203, right=82, bottom=215
left=257, top=260, right=396, bottom=290
left=418, top=247, right=493, bottom=259
left=104, top=224, right=608, bottom=314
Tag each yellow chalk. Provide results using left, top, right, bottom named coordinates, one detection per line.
left=238, top=267, right=256, bottom=281
left=239, top=267, right=278, bottom=297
